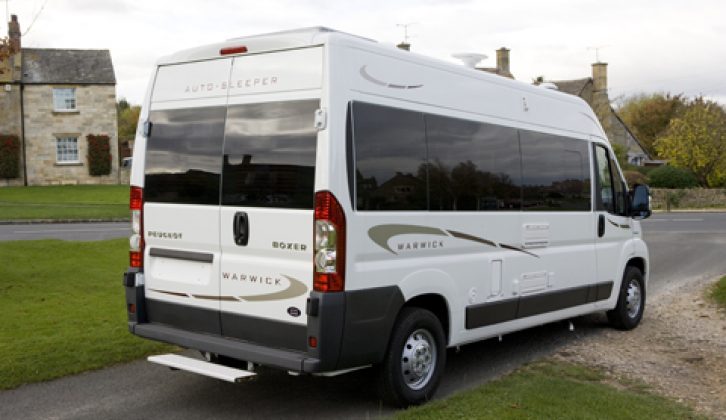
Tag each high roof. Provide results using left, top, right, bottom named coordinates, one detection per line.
left=21, top=48, right=115, bottom=85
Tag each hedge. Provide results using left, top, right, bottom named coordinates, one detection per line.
left=0, top=134, right=20, bottom=179
left=87, top=134, right=112, bottom=176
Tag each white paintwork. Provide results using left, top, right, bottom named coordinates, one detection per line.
left=131, top=27, right=649, bottom=371
left=148, top=354, right=257, bottom=382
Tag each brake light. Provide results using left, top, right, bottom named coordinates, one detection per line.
left=313, top=191, right=346, bottom=292
left=129, top=186, right=144, bottom=268
left=220, top=45, right=248, bottom=55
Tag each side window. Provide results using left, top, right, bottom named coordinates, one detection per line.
left=594, top=144, right=625, bottom=214
left=353, top=102, right=427, bottom=211
left=144, top=106, right=226, bottom=205
left=520, top=131, right=591, bottom=211
left=426, top=114, right=522, bottom=211
left=221, top=100, right=318, bottom=209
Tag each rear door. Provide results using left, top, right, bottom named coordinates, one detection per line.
left=142, top=58, right=231, bottom=334
left=219, top=48, right=323, bottom=350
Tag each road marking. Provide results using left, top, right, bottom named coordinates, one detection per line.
left=14, top=228, right=130, bottom=234
left=671, top=218, right=704, bottom=222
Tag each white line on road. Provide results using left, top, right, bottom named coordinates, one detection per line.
left=13, top=228, right=130, bottom=234
left=671, top=218, right=704, bottom=222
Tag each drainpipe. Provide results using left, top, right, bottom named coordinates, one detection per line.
left=20, top=82, right=28, bottom=186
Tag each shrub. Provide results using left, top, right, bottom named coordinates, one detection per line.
left=647, top=165, right=698, bottom=188
left=87, top=134, right=112, bottom=176
left=0, top=134, right=20, bottom=179
left=623, top=170, right=648, bottom=188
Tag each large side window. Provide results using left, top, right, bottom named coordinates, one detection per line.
left=426, top=114, right=522, bottom=211
left=520, top=131, right=591, bottom=211
left=353, top=102, right=427, bottom=211
left=221, top=100, right=318, bottom=209
left=594, top=144, right=626, bottom=215
left=144, top=107, right=226, bottom=205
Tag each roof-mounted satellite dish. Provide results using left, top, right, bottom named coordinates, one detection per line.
left=452, top=53, right=487, bottom=69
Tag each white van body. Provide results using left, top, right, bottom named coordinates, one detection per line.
left=124, top=27, right=649, bottom=405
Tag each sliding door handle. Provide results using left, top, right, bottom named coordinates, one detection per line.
left=597, top=214, right=605, bottom=238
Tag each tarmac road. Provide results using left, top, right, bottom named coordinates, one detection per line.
left=0, top=212, right=724, bottom=419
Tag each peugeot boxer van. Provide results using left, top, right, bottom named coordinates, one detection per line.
left=124, top=27, right=652, bottom=406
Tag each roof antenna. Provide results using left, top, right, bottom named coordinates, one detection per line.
left=395, top=22, right=416, bottom=51
left=587, top=45, right=609, bottom=63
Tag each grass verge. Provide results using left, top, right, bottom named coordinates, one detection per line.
left=710, top=275, right=726, bottom=309
left=0, top=239, right=173, bottom=390
left=396, top=360, right=703, bottom=420
left=0, top=185, right=128, bottom=220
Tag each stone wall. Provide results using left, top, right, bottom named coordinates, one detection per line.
left=22, top=84, right=119, bottom=185
left=651, top=188, right=726, bottom=211
left=0, top=50, right=25, bottom=187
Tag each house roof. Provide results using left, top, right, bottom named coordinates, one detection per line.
left=21, top=48, right=115, bottom=85
left=549, top=77, right=591, bottom=96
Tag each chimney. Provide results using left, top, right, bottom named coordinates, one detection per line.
left=8, top=15, right=21, bottom=51
left=396, top=42, right=411, bottom=51
left=496, top=47, right=510, bottom=75
left=592, top=62, right=608, bottom=92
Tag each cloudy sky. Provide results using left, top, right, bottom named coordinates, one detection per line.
left=4, top=0, right=725, bottom=105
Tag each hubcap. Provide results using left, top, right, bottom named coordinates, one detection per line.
left=626, top=279, right=642, bottom=318
left=401, top=328, right=437, bottom=390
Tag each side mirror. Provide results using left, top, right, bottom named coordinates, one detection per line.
left=629, top=184, right=652, bottom=219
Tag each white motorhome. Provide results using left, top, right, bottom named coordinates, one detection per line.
left=124, top=27, right=652, bottom=406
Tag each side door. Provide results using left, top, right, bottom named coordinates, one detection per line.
left=593, top=142, right=632, bottom=296
left=142, top=58, right=232, bottom=335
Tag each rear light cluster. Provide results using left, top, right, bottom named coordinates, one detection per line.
left=313, top=191, right=346, bottom=292
left=129, top=186, right=144, bottom=268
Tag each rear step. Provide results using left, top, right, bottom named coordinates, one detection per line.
left=148, top=354, right=257, bottom=383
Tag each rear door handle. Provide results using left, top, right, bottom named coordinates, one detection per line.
left=233, top=212, right=249, bottom=246
left=597, top=214, right=605, bottom=238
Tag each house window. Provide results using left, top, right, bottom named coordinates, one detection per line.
left=53, top=88, right=77, bottom=111
left=56, top=137, right=80, bottom=163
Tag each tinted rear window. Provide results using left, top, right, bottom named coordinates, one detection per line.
left=144, top=107, right=226, bottom=205
left=221, top=100, right=319, bottom=209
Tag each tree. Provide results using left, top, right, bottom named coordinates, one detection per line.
left=618, top=93, right=685, bottom=158
left=655, top=98, right=726, bottom=187
left=117, top=99, right=141, bottom=143
left=611, top=143, right=628, bottom=168
left=647, top=165, right=698, bottom=188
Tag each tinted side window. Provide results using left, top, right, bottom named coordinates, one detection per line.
left=520, top=131, right=591, bottom=211
left=353, top=102, right=427, bottom=210
left=426, top=115, right=522, bottom=211
left=145, top=107, right=226, bottom=205
left=221, top=100, right=318, bottom=209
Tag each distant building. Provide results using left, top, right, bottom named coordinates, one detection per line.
left=0, top=15, right=119, bottom=186
left=543, top=63, right=653, bottom=166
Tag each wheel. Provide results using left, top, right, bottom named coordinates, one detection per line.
left=607, top=266, right=645, bottom=330
left=378, top=307, right=446, bottom=407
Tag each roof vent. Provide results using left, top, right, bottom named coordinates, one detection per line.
left=452, top=53, right=487, bottom=69
left=539, top=82, right=559, bottom=90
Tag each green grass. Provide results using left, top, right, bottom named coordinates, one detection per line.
left=710, top=276, right=726, bottom=309
left=0, top=185, right=129, bottom=220
left=0, top=239, right=173, bottom=390
left=396, top=361, right=703, bottom=420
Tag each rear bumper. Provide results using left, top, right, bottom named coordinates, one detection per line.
left=124, top=270, right=404, bottom=373
left=130, top=321, right=321, bottom=372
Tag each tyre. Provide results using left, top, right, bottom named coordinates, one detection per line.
left=378, top=307, right=446, bottom=407
left=607, top=266, right=646, bottom=330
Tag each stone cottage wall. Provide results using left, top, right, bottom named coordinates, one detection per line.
left=22, top=84, right=119, bottom=185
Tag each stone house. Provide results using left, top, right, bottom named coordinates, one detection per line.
left=0, top=15, right=118, bottom=186
left=462, top=45, right=652, bottom=166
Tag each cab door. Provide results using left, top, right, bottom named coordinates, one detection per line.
left=592, top=142, right=633, bottom=297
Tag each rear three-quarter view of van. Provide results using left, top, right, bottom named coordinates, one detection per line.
left=124, top=27, right=652, bottom=407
